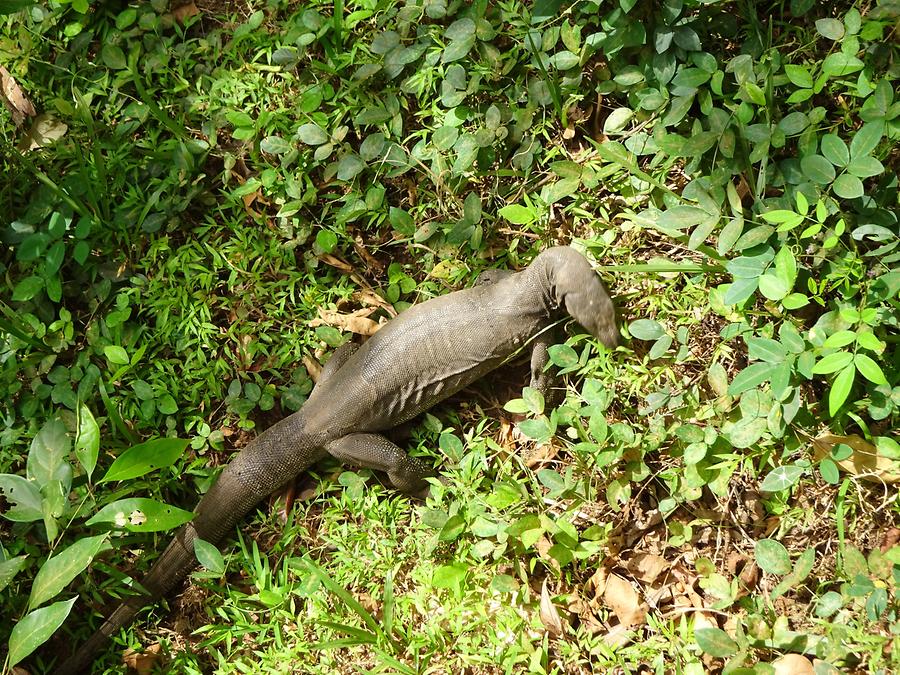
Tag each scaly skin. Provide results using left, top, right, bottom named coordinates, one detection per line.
left=55, top=246, right=617, bottom=673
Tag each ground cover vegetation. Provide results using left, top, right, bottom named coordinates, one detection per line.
left=0, top=0, right=898, bottom=672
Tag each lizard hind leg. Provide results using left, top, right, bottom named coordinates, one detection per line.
left=325, top=433, right=436, bottom=498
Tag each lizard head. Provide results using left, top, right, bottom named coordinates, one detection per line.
left=541, top=247, right=619, bottom=348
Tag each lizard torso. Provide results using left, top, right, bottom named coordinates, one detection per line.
left=55, top=246, right=616, bottom=673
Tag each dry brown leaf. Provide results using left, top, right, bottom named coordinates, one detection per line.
left=523, top=442, right=559, bottom=468
left=16, top=113, right=67, bottom=151
left=171, top=2, right=200, bottom=24
left=812, top=434, right=900, bottom=483
left=310, top=308, right=380, bottom=336
left=0, top=66, right=36, bottom=127
left=692, top=611, right=718, bottom=631
left=533, top=536, right=560, bottom=573
left=603, top=574, right=646, bottom=628
left=539, top=579, right=565, bottom=637
left=602, top=623, right=632, bottom=648
left=353, top=236, right=384, bottom=272
left=122, top=643, right=161, bottom=675
left=319, top=254, right=354, bottom=274
left=626, top=552, right=668, bottom=584
left=586, top=566, right=608, bottom=602
left=771, top=654, right=814, bottom=675
left=354, top=288, right=396, bottom=315
left=881, top=528, right=900, bottom=552
left=241, top=190, right=263, bottom=218
left=302, top=354, right=322, bottom=383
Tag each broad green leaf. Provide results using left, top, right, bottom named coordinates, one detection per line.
left=875, top=437, right=900, bottom=459
left=28, top=535, right=108, bottom=610
left=773, top=246, right=797, bottom=290
left=728, top=362, right=779, bottom=396
left=723, top=277, right=758, bottom=305
left=193, top=538, right=225, bottom=575
left=815, top=18, right=844, bottom=40
left=297, top=123, right=328, bottom=145
left=822, top=53, right=864, bottom=77
left=746, top=337, right=787, bottom=363
left=503, top=398, right=528, bottom=414
left=547, top=344, right=578, bottom=369
left=779, top=322, right=806, bottom=353
left=849, top=122, right=883, bottom=158
left=819, top=457, right=840, bottom=484
left=99, top=438, right=190, bottom=483
left=629, top=319, right=666, bottom=340
left=100, top=44, right=126, bottom=70
left=443, top=17, right=474, bottom=41
left=103, top=345, right=129, bottom=365
left=648, top=334, right=672, bottom=358
left=724, top=416, right=767, bottom=448
left=441, top=35, right=475, bottom=63
left=800, top=154, right=836, bottom=185
left=741, top=81, right=766, bottom=105
left=259, top=136, right=292, bottom=154
left=760, top=209, right=801, bottom=224
left=726, top=252, right=772, bottom=278
left=695, top=627, right=738, bottom=658
left=518, top=417, right=552, bottom=443
left=550, top=50, right=580, bottom=70
left=758, top=273, right=790, bottom=301
left=782, top=293, right=809, bottom=309
left=86, top=498, right=194, bottom=532
left=0, top=474, right=43, bottom=522
left=0, top=555, right=28, bottom=592
left=856, top=332, right=884, bottom=352
left=816, top=591, right=843, bottom=618
left=522, top=387, right=545, bottom=415
left=603, top=107, right=634, bottom=134
left=707, top=362, right=729, bottom=397
left=336, top=154, right=366, bottom=181
left=854, top=354, right=887, bottom=385
left=820, top=134, right=849, bottom=166
left=537, top=469, right=567, bottom=496
left=27, top=420, right=72, bottom=492
left=823, top=330, right=856, bottom=349
left=760, top=464, right=804, bottom=492
left=8, top=598, right=77, bottom=667
left=832, top=174, right=864, bottom=199
left=784, top=64, right=812, bottom=88
left=431, top=562, right=467, bottom=591
left=226, top=111, right=253, bottom=128
left=717, top=217, right=744, bottom=255
left=75, top=405, right=100, bottom=480
left=315, top=229, right=337, bottom=253
left=498, top=204, right=535, bottom=225
left=733, top=224, right=774, bottom=250
left=812, top=351, right=853, bottom=374
left=657, top=206, right=710, bottom=231
left=778, top=111, right=809, bottom=135
left=828, top=364, right=855, bottom=416
left=12, top=275, right=44, bottom=301
left=846, top=155, right=883, bottom=178
left=755, top=539, right=792, bottom=575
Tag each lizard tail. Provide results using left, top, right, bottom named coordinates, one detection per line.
left=56, top=411, right=328, bottom=674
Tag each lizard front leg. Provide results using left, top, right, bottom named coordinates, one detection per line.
left=325, top=433, right=436, bottom=497
left=528, top=327, right=565, bottom=409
